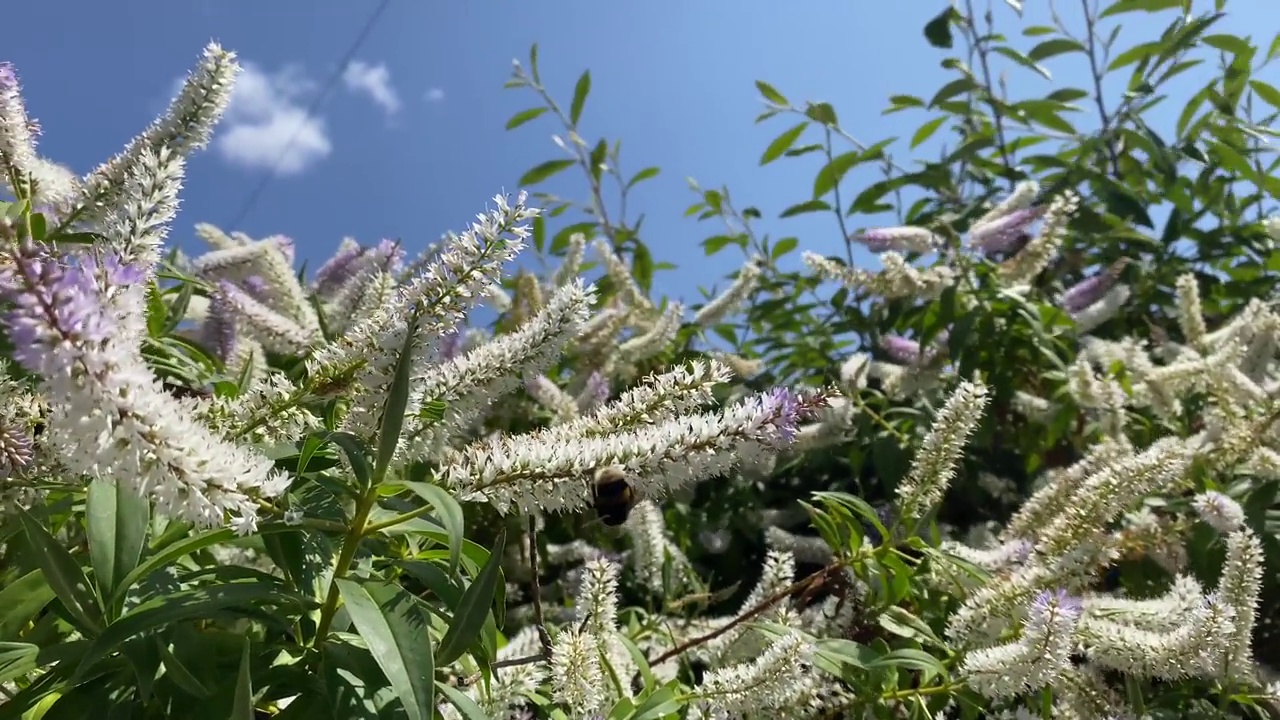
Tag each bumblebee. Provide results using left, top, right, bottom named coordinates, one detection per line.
left=161, top=379, right=212, bottom=400
left=591, top=465, right=639, bottom=527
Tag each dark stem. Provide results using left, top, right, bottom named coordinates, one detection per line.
left=527, top=515, right=554, bottom=656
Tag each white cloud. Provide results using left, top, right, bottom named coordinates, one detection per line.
left=425, top=87, right=445, bottom=103
left=214, top=63, right=332, bottom=176
left=342, top=60, right=401, bottom=116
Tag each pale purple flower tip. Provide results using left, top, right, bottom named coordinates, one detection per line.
left=0, top=63, right=16, bottom=89
left=854, top=228, right=904, bottom=253
left=242, top=275, right=269, bottom=299
left=970, top=206, right=1046, bottom=255
left=374, top=238, right=406, bottom=274
left=1031, top=588, right=1083, bottom=621
left=0, top=422, right=34, bottom=477
left=438, top=330, right=465, bottom=361
left=1006, top=539, right=1033, bottom=564
left=880, top=335, right=922, bottom=365
left=313, top=243, right=366, bottom=295
left=585, top=370, right=610, bottom=406
left=759, top=386, right=803, bottom=444
left=0, top=243, right=121, bottom=374
left=1061, top=274, right=1113, bottom=314
left=271, top=235, right=295, bottom=263
left=1061, top=260, right=1127, bottom=314
left=203, top=282, right=240, bottom=363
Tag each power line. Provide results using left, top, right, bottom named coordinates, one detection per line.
left=225, top=0, right=392, bottom=230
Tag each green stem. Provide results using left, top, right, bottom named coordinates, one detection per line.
left=361, top=501, right=436, bottom=536
left=312, top=486, right=381, bottom=645
left=880, top=683, right=959, bottom=701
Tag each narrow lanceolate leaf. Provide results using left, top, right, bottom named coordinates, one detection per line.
left=404, top=481, right=465, bottom=573
left=230, top=638, right=254, bottom=720
left=336, top=579, right=435, bottom=720
left=17, top=510, right=103, bottom=636
left=519, top=159, right=575, bottom=187
left=374, top=314, right=419, bottom=484
left=0, top=570, right=55, bottom=641
left=86, top=478, right=150, bottom=617
left=435, top=531, right=505, bottom=667
left=505, top=106, right=548, bottom=130
left=76, top=581, right=307, bottom=678
left=569, top=70, right=592, bottom=126
left=435, top=681, right=488, bottom=720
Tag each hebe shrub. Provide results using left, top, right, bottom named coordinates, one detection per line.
left=1, top=1, right=1280, bottom=718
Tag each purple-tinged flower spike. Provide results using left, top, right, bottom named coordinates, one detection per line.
left=202, top=282, right=240, bottom=364
left=852, top=226, right=941, bottom=254
left=0, top=240, right=287, bottom=532
left=881, top=335, right=922, bottom=365
left=373, top=238, right=406, bottom=275
left=1029, top=588, right=1084, bottom=624
left=0, top=62, right=40, bottom=181
left=0, top=422, right=34, bottom=477
left=576, top=370, right=611, bottom=411
left=437, top=329, right=466, bottom=361
left=312, top=239, right=366, bottom=296
left=268, top=235, right=295, bottom=263
left=756, top=386, right=804, bottom=444
left=968, top=205, right=1047, bottom=255
left=242, top=275, right=270, bottom=300
left=1059, top=258, right=1130, bottom=314
left=0, top=242, right=121, bottom=377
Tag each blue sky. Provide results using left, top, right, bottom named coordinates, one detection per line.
left=5, top=0, right=1276, bottom=307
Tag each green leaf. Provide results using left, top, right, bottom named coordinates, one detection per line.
left=813, top=151, right=861, bottom=198
left=771, top=238, right=799, bottom=260
left=0, top=570, right=54, bottom=642
left=804, top=102, right=838, bottom=126
left=27, top=212, right=46, bottom=241
left=86, top=479, right=150, bottom=618
left=531, top=213, right=546, bottom=253
left=435, top=531, right=506, bottom=667
left=403, top=481, right=466, bottom=574
left=929, top=77, right=979, bottom=107
left=1098, top=180, right=1154, bottom=228
left=436, top=681, right=488, bottom=720
left=77, top=582, right=305, bottom=677
left=1249, top=80, right=1280, bottom=112
left=1099, top=0, right=1183, bottom=18
left=374, top=314, right=419, bottom=484
left=17, top=510, right=102, bottom=636
left=0, top=641, right=39, bottom=686
left=885, top=95, right=925, bottom=113
left=145, top=281, right=167, bottom=338
left=116, top=526, right=244, bottom=602
left=156, top=639, right=210, bottom=698
left=629, top=686, right=682, bottom=720
left=992, top=46, right=1051, bottom=80
left=519, top=159, right=576, bottom=187
left=1201, top=33, right=1251, bottom=56
left=570, top=70, right=592, bottom=126
left=754, top=80, right=788, bottom=106
left=760, top=122, right=808, bottom=165
left=866, top=648, right=948, bottom=683
left=230, top=639, right=254, bottom=720
left=780, top=200, right=832, bottom=218
left=626, top=167, right=660, bottom=189
left=910, top=117, right=948, bottom=149
left=1027, top=38, right=1086, bottom=61
left=336, top=579, right=435, bottom=720
left=923, top=7, right=956, bottom=48
left=310, top=430, right=373, bottom=490
left=504, top=107, right=548, bottom=130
